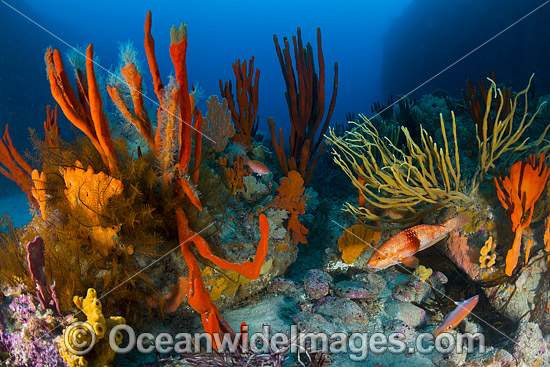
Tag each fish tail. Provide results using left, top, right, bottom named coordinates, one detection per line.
left=442, top=212, right=469, bottom=232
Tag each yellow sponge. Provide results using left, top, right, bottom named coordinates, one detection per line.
left=480, top=236, right=497, bottom=268
left=57, top=288, right=126, bottom=367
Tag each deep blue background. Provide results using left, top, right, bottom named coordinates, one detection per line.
left=381, top=0, right=550, bottom=99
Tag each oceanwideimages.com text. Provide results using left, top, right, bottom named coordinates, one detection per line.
left=64, top=323, right=486, bottom=361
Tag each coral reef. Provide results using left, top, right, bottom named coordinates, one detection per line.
left=2, top=5, right=550, bottom=367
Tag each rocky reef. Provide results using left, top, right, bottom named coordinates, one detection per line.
left=1, top=7, right=550, bottom=367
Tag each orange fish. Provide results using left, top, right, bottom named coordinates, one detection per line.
left=433, top=295, right=479, bottom=336
left=367, top=213, right=469, bottom=269
left=243, top=156, right=270, bottom=175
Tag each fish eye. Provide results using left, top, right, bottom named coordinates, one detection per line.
left=377, top=256, right=381, bottom=260
left=447, top=326, right=452, bottom=329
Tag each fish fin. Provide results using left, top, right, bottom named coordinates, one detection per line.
left=401, top=256, right=419, bottom=268
left=443, top=212, right=470, bottom=231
